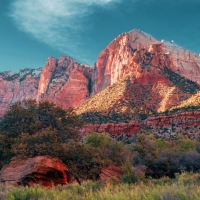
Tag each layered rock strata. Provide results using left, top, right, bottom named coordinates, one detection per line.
left=79, top=109, right=200, bottom=140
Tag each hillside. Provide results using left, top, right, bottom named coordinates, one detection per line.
left=77, top=41, right=200, bottom=124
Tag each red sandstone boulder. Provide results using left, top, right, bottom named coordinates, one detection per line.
left=0, top=156, right=75, bottom=187
left=99, top=165, right=124, bottom=181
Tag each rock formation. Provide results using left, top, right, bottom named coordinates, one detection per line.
left=93, top=29, right=200, bottom=94
left=1, top=29, right=200, bottom=139
left=0, top=156, right=73, bottom=187
left=80, top=121, right=141, bottom=136
left=79, top=109, right=200, bottom=140
left=0, top=56, right=92, bottom=116
left=0, top=68, right=42, bottom=116
left=37, top=56, right=93, bottom=110
left=77, top=42, right=200, bottom=119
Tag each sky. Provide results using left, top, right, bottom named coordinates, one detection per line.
left=0, top=0, right=200, bottom=72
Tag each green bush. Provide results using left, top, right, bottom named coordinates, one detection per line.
left=61, top=141, right=105, bottom=184
left=84, top=132, right=125, bottom=165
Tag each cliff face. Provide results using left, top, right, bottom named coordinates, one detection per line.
left=37, top=56, right=93, bottom=109
left=93, top=29, right=200, bottom=94
left=0, top=68, right=42, bottom=116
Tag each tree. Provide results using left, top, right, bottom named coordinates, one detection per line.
left=61, top=141, right=104, bottom=184
left=0, top=99, right=82, bottom=163
left=84, top=132, right=125, bottom=165
left=129, top=131, right=160, bottom=166
left=11, top=128, right=63, bottom=158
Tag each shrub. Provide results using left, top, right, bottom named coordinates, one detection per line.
left=61, top=141, right=105, bottom=184
left=84, top=132, right=125, bottom=165
left=0, top=100, right=82, bottom=164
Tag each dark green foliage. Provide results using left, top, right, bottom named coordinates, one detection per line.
left=11, top=129, right=63, bottom=158
left=0, top=99, right=82, bottom=163
left=61, top=141, right=104, bottom=184
left=121, top=161, right=141, bottom=184
left=128, top=131, right=200, bottom=179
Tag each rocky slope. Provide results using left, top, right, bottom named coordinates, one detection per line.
left=77, top=42, right=200, bottom=121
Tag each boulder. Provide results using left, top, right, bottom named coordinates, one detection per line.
left=0, top=156, right=74, bottom=187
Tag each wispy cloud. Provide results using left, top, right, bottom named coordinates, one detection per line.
left=10, top=0, right=120, bottom=64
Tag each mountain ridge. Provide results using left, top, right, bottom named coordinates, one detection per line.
left=1, top=29, right=200, bottom=140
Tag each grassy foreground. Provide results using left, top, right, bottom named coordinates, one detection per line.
left=0, top=173, right=200, bottom=200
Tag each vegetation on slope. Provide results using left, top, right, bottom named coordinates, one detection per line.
left=76, top=76, right=156, bottom=124
left=77, top=65, right=200, bottom=124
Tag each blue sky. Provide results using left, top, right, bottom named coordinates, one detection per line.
left=0, top=0, right=200, bottom=72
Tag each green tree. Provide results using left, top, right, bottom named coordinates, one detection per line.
left=61, top=141, right=104, bottom=184
left=129, top=131, right=159, bottom=166
left=173, top=135, right=196, bottom=152
left=11, top=128, right=63, bottom=158
left=0, top=99, right=82, bottom=163
left=84, top=132, right=125, bottom=165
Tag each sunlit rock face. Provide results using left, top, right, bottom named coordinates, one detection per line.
left=1, top=28, right=200, bottom=120
left=93, top=29, right=200, bottom=94
left=0, top=68, right=42, bottom=116
left=37, top=56, right=93, bottom=110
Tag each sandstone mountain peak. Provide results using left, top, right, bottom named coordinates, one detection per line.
left=1, top=29, right=200, bottom=125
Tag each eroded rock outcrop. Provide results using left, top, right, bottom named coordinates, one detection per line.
left=80, top=121, right=141, bottom=136
left=0, top=156, right=72, bottom=187
left=143, top=110, right=200, bottom=139
left=79, top=109, right=200, bottom=140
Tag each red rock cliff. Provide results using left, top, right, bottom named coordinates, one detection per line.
left=37, top=56, right=93, bottom=110
left=0, top=56, right=92, bottom=116
left=0, top=68, right=42, bottom=116
left=93, top=29, right=200, bottom=94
